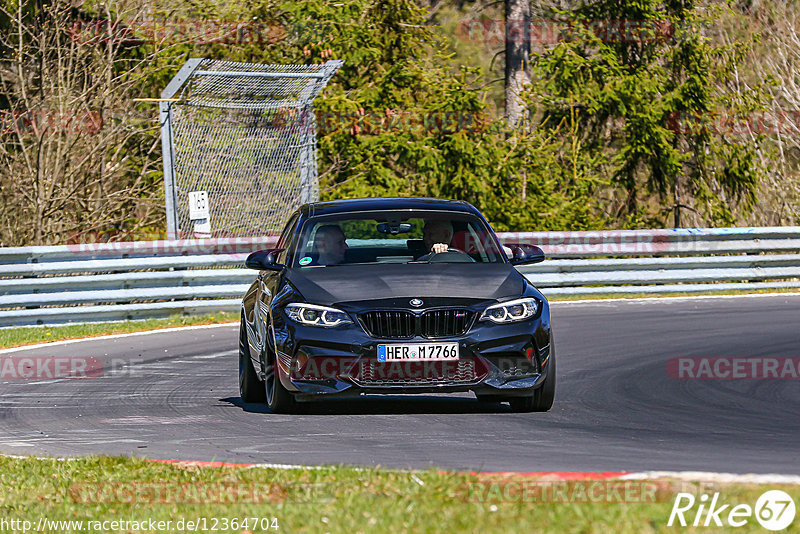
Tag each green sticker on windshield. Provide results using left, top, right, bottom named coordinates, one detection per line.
left=299, top=256, right=312, bottom=266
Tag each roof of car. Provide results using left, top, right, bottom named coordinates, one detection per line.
left=300, top=197, right=478, bottom=218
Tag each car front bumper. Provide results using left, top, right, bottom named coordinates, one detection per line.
left=273, top=313, right=553, bottom=401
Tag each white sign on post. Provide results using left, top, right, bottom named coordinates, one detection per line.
left=188, top=191, right=210, bottom=220
left=188, top=191, right=211, bottom=236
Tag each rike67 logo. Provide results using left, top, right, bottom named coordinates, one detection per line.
left=668, top=490, right=796, bottom=531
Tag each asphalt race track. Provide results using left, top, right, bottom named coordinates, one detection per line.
left=1, top=295, right=799, bottom=474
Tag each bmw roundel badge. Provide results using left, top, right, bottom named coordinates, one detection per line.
left=409, top=298, right=423, bottom=307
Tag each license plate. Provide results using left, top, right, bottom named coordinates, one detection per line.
left=377, top=342, right=459, bottom=362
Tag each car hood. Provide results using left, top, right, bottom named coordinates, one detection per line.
left=285, top=263, right=525, bottom=306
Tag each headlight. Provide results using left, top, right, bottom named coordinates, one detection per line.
left=285, top=303, right=352, bottom=327
left=480, top=297, right=539, bottom=324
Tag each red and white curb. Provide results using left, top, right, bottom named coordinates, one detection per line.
left=618, top=471, right=800, bottom=485
left=151, top=459, right=322, bottom=470
left=4, top=454, right=800, bottom=484
left=150, top=459, right=800, bottom=484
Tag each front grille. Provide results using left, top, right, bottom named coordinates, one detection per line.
left=420, top=309, right=473, bottom=338
left=350, top=359, right=481, bottom=386
left=359, top=309, right=474, bottom=339
left=360, top=311, right=416, bottom=338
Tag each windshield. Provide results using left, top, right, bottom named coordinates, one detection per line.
left=292, top=211, right=506, bottom=267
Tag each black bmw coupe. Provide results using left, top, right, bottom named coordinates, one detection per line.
left=239, top=197, right=554, bottom=413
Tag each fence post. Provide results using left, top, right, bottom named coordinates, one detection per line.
left=160, top=58, right=203, bottom=239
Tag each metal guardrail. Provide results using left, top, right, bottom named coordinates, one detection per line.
left=1, top=227, right=798, bottom=326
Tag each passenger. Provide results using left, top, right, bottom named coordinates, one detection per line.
left=314, top=225, right=348, bottom=265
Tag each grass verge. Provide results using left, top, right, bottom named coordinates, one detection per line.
left=0, top=312, right=238, bottom=350
left=0, top=456, right=797, bottom=533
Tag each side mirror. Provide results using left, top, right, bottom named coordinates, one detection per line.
left=508, top=244, right=545, bottom=265
left=245, top=249, right=285, bottom=271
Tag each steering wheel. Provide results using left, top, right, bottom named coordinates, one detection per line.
left=423, top=247, right=476, bottom=263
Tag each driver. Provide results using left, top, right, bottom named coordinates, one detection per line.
left=315, top=225, right=348, bottom=265
left=422, top=220, right=454, bottom=254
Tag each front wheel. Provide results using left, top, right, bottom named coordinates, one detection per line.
left=264, top=336, right=299, bottom=414
left=239, top=316, right=266, bottom=403
left=509, top=341, right=556, bottom=413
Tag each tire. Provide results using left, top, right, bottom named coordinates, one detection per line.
left=264, top=325, right=299, bottom=414
left=509, top=340, right=556, bottom=413
left=239, top=315, right=266, bottom=403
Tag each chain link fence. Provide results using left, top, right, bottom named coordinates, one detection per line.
left=159, top=59, right=343, bottom=238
